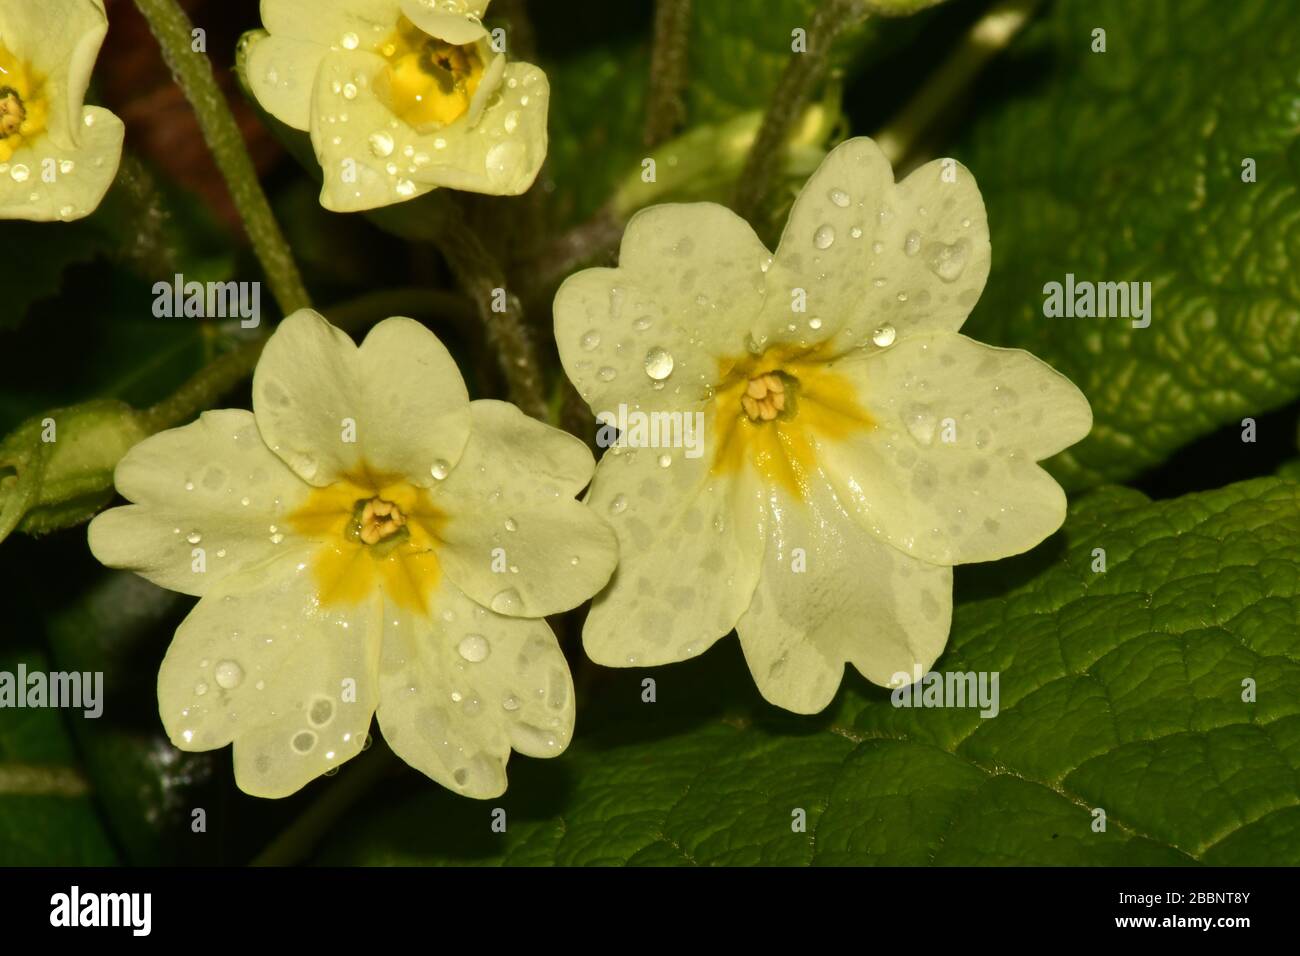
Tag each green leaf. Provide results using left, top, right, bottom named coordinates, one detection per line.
left=317, top=477, right=1300, bottom=865
left=960, top=0, right=1300, bottom=490
left=0, top=642, right=117, bottom=865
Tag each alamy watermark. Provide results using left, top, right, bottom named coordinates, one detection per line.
left=595, top=404, right=706, bottom=458
left=0, top=665, right=103, bottom=718
left=152, top=273, right=261, bottom=328
left=890, top=665, right=1000, bottom=718
left=1042, top=273, right=1151, bottom=329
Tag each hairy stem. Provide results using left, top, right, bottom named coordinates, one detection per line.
left=873, top=0, right=1041, bottom=168
left=428, top=197, right=548, bottom=419
left=140, top=288, right=476, bottom=433
left=644, top=0, right=693, bottom=147
left=731, top=0, right=868, bottom=221
left=251, top=745, right=398, bottom=866
left=132, top=0, right=311, bottom=316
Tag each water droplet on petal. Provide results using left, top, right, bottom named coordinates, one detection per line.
left=10, top=164, right=29, bottom=183
left=904, top=230, right=922, bottom=256
left=902, top=403, right=937, bottom=446
left=609, top=494, right=627, bottom=515
left=457, top=634, right=490, bottom=662
left=828, top=187, right=850, bottom=207
left=926, top=238, right=970, bottom=282
left=368, top=131, right=394, bottom=157
left=431, top=459, right=450, bottom=480
left=597, top=366, right=617, bottom=382
left=872, top=324, right=897, bottom=348
left=341, top=31, right=360, bottom=49
left=214, top=660, right=244, bottom=689
left=186, top=532, right=201, bottom=544
left=644, top=347, right=674, bottom=380
left=813, top=224, right=835, bottom=249
left=580, top=330, right=600, bottom=350
left=489, top=589, right=521, bottom=614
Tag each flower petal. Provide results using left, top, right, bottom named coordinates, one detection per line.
left=0, top=106, right=123, bottom=222
left=554, top=203, right=771, bottom=417
left=582, top=436, right=766, bottom=667
left=261, top=0, right=398, bottom=50
left=157, top=555, right=382, bottom=799
left=310, top=52, right=547, bottom=211
left=399, top=0, right=489, bottom=44
left=376, top=585, right=573, bottom=798
left=244, top=31, right=325, bottom=131
left=434, top=402, right=616, bottom=617
left=736, top=479, right=952, bottom=714
left=761, top=137, right=991, bottom=353
left=88, top=409, right=311, bottom=597
left=823, top=331, right=1093, bottom=565
left=0, top=0, right=107, bottom=147
left=252, top=310, right=471, bottom=487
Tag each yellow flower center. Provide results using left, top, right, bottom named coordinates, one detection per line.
left=376, top=16, right=485, bottom=132
left=712, top=344, right=875, bottom=497
left=287, top=467, right=445, bottom=615
left=0, top=42, right=48, bottom=163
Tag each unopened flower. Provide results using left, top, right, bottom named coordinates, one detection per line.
left=244, top=0, right=548, bottom=211
left=0, top=0, right=124, bottom=221
left=555, top=137, right=1092, bottom=714
left=89, top=310, right=616, bottom=798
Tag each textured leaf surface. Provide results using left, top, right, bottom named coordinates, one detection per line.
left=318, top=478, right=1300, bottom=865
left=0, top=643, right=116, bottom=865
left=960, top=0, right=1300, bottom=490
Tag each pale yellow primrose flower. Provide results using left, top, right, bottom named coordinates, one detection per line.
left=89, top=311, right=616, bottom=798
left=244, top=0, right=547, bottom=212
left=555, top=137, right=1093, bottom=715
left=0, top=0, right=124, bottom=221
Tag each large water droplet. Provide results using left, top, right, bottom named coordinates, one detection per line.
left=926, top=238, right=970, bottom=282
left=828, top=187, right=850, bottom=208
left=813, top=224, right=835, bottom=249
left=485, top=142, right=524, bottom=183
left=368, top=131, right=394, bottom=157
left=597, top=366, right=617, bottom=382
left=489, top=589, right=521, bottom=614
left=340, top=31, right=359, bottom=49
left=214, top=660, right=244, bottom=689
left=431, top=459, right=450, bottom=480
left=644, top=347, right=674, bottom=380
left=902, top=403, right=937, bottom=446
left=10, top=164, right=29, bottom=183
left=872, top=324, right=897, bottom=348
left=457, top=634, right=490, bottom=662
left=580, top=330, right=600, bottom=351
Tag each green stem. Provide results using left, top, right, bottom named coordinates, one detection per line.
left=873, top=0, right=1041, bottom=168
left=731, top=0, right=868, bottom=222
left=427, top=196, right=548, bottom=419
left=139, top=288, right=476, bottom=432
left=251, top=745, right=397, bottom=866
left=0, top=440, right=50, bottom=543
left=132, top=0, right=311, bottom=317
left=644, top=0, right=694, bottom=147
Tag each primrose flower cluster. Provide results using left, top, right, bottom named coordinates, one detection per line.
left=15, top=0, right=1091, bottom=799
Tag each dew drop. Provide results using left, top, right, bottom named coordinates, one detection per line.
left=813, top=224, right=835, bottom=249
left=872, top=324, right=897, bottom=348
left=643, top=347, right=674, bottom=380
left=214, top=660, right=244, bottom=689
left=502, top=110, right=519, bottom=133
left=609, top=494, right=628, bottom=515
left=902, top=404, right=937, bottom=446
left=194, top=682, right=208, bottom=696
left=340, top=31, right=359, bottom=49
left=458, top=634, right=489, bottom=662
left=904, top=230, right=921, bottom=256
left=828, top=187, right=850, bottom=207
left=10, top=164, right=29, bottom=183
left=597, top=366, right=617, bottom=382
left=926, top=238, right=970, bottom=282
left=368, top=131, right=394, bottom=157
left=809, top=317, right=823, bottom=330
left=489, top=588, right=521, bottom=614
left=186, top=532, right=201, bottom=544
left=502, top=694, right=520, bottom=712
left=431, top=459, right=450, bottom=480
left=580, top=330, right=601, bottom=351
